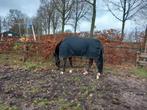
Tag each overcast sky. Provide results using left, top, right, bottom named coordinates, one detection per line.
left=0, top=0, right=140, bottom=32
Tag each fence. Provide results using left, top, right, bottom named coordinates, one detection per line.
left=0, top=35, right=141, bottom=65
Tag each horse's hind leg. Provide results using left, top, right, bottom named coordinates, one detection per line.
left=63, top=58, right=67, bottom=72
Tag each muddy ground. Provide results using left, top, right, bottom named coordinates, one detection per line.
left=0, top=65, right=147, bottom=110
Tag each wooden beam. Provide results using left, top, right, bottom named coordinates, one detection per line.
left=138, top=61, right=147, bottom=66
left=139, top=53, right=147, bottom=58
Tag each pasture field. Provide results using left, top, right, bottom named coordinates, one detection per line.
left=0, top=53, right=147, bottom=110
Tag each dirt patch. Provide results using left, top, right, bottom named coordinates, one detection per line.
left=0, top=65, right=147, bottom=110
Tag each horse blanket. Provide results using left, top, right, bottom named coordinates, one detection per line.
left=59, top=36, right=103, bottom=59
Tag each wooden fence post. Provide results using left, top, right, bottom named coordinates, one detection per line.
left=136, top=51, right=140, bottom=66
left=23, top=43, right=29, bottom=62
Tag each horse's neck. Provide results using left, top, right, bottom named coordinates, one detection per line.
left=55, top=41, right=62, bottom=55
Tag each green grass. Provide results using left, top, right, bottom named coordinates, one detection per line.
left=33, top=98, right=50, bottom=107
left=32, top=98, right=82, bottom=110
left=0, top=53, right=146, bottom=78
left=0, top=101, right=18, bottom=110
left=0, top=53, right=54, bottom=70
left=133, top=67, right=147, bottom=78
left=104, top=66, right=113, bottom=73
left=23, top=62, right=42, bottom=70
left=58, top=98, right=82, bottom=110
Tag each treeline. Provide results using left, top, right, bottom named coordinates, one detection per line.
left=0, top=0, right=147, bottom=38
left=0, top=0, right=94, bottom=36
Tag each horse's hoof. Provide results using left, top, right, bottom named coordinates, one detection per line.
left=60, top=71, right=64, bottom=74
left=83, top=71, right=88, bottom=75
left=69, top=69, right=73, bottom=73
left=96, top=73, right=101, bottom=79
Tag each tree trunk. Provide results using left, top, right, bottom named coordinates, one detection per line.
left=121, top=20, right=125, bottom=40
left=90, top=0, right=96, bottom=37
left=62, top=18, right=65, bottom=33
left=74, top=20, right=78, bottom=34
left=47, top=18, right=50, bottom=34
left=121, top=0, right=127, bottom=39
left=0, top=18, right=1, bottom=34
left=61, top=2, right=65, bottom=33
left=53, top=23, right=56, bottom=34
left=53, top=21, right=56, bottom=34
left=144, top=26, right=147, bottom=53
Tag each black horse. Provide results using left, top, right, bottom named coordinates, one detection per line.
left=54, top=36, right=104, bottom=75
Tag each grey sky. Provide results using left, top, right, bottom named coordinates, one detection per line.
left=0, top=0, right=138, bottom=32
left=0, top=0, right=40, bottom=17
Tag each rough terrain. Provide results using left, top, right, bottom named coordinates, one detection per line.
left=0, top=65, right=147, bottom=110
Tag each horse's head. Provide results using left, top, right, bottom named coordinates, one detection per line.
left=53, top=52, right=60, bottom=68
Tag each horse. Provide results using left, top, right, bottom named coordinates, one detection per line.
left=53, top=36, right=104, bottom=76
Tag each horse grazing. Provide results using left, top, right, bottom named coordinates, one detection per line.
left=54, top=36, right=104, bottom=76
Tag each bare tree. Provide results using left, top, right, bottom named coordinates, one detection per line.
left=53, top=0, right=74, bottom=33
left=32, top=16, right=43, bottom=36
left=3, top=18, right=9, bottom=31
left=51, top=9, right=61, bottom=34
left=71, top=0, right=90, bottom=33
left=6, top=9, right=26, bottom=36
left=138, top=1, right=147, bottom=20
left=37, top=6, right=48, bottom=34
left=49, top=1, right=61, bottom=34
left=85, top=0, right=96, bottom=37
left=104, top=0, right=145, bottom=38
left=35, top=0, right=52, bottom=34
left=141, top=0, right=147, bottom=52
left=39, top=0, right=53, bottom=34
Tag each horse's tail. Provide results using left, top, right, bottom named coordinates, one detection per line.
left=97, top=48, right=104, bottom=74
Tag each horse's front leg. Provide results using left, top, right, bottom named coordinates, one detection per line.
left=83, top=58, right=93, bottom=75
left=63, top=58, right=67, bottom=72
left=95, top=58, right=103, bottom=79
left=69, top=57, right=73, bottom=67
left=87, top=58, right=93, bottom=71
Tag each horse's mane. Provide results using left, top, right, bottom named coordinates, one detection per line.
left=54, top=41, right=62, bottom=56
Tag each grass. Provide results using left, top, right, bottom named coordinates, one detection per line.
left=0, top=101, right=18, bottom=110
left=0, top=53, right=54, bottom=70
left=104, top=65, right=113, bottom=73
left=58, top=98, right=82, bottom=110
left=133, top=67, right=147, bottom=78
left=0, top=53, right=147, bottom=78
left=32, top=98, right=82, bottom=110
left=33, top=98, right=50, bottom=107
left=103, top=64, right=147, bottom=78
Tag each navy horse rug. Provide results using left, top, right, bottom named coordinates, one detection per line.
left=59, top=36, right=103, bottom=58
left=54, top=36, right=104, bottom=78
